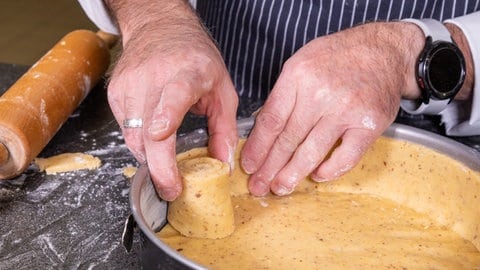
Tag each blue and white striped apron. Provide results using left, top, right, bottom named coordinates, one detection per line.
left=196, top=0, right=480, bottom=103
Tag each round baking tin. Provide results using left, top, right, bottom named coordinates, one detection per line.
left=129, top=118, right=480, bottom=269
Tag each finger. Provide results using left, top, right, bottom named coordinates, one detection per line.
left=107, top=77, right=147, bottom=163
left=107, top=85, right=125, bottom=125
left=311, top=129, right=376, bottom=181
left=144, top=133, right=182, bottom=201
left=247, top=103, right=320, bottom=196
left=147, top=69, right=210, bottom=141
left=121, top=81, right=148, bottom=163
left=270, top=117, right=344, bottom=196
left=206, top=80, right=239, bottom=171
left=241, top=84, right=296, bottom=174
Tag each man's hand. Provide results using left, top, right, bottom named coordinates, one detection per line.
left=106, top=0, right=238, bottom=201
left=241, top=22, right=425, bottom=196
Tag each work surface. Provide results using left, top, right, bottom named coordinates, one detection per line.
left=0, top=62, right=479, bottom=269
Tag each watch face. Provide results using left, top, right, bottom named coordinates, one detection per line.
left=425, top=41, right=466, bottom=99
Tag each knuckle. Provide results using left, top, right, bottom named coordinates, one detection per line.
left=311, top=133, right=336, bottom=154
left=171, top=79, right=195, bottom=93
left=256, top=111, right=284, bottom=134
left=282, top=57, right=312, bottom=77
left=107, top=92, right=117, bottom=104
left=276, top=131, right=299, bottom=152
left=303, top=152, right=321, bottom=170
left=107, top=86, right=121, bottom=104
left=124, top=94, right=139, bottom=106
left=359, top=111, right=389, bottom=133
left=168, top=80, right=199, bottom=105
left=189, top=53, right=217, bottom=82
left=197, top=54, right=217, bottom=72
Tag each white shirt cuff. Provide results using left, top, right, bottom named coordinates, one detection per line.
left=78, top=0, right=119, bottom=35
left=442, top=11, right=480, bottom=136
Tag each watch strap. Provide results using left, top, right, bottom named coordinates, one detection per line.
left=400, top=18, right=454, bottom=115
left=401, top=98, right=450, bottom=114
left=402, top=18, right=452, bottom=42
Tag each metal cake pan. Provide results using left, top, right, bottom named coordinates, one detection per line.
left=128, top=117, right=480, bottom=269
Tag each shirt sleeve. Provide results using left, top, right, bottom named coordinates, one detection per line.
left=440, top=11, right=480, bottom=136
left=77, top=0, right=198, bottom=36
left=77, top=0, right=119, bottom=35
left=398, top=12, right=480, bottom=136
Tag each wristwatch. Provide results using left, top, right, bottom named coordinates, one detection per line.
left=401, top=19, right=466, bottom=115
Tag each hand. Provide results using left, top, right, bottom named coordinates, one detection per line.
left=241, top=22, right=425, bottom=196
left=106, top=1, right=238, bottom=201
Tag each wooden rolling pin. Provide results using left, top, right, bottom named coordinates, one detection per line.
left=0, top=29, right=117, bottom=179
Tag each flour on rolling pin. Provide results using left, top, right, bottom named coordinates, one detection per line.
left=0, top=30, right=116, bottom=179
left=35, top=153, right=101, bottom=175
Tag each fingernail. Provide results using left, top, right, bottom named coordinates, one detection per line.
left=273, top=184, right=293, bottom=196
left=310, top=174, right=335, bottom=183
left=241, top=158, right=256, bottom=174
left=160, top=188, right=179, bottom=201
left=310, top=175, right=330, bottom=183
left=149, top=119, right=169, bottom=136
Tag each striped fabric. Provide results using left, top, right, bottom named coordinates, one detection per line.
left=196, top=0, right=480, bottom=101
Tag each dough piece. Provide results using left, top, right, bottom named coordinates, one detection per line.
left=35, top=152, right=101, bottom=175
left=122, top=166, right=137, bottom=178
left=176, top=146, right=208, bottom=162
left=168, top=157, right=235, bottom=239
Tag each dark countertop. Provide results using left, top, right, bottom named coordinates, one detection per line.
left=0, top=62, right=479, bottom=269
left=0, top=63, right=141, bottom=269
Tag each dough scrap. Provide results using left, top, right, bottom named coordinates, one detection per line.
left=122, top=166, right=137, bottom=178
left=35, top=152, right=101, bottom=175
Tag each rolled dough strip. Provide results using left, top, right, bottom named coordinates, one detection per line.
left=167, top=157, right=235, bottom=239
left=35, top=152, right=101, bottom=175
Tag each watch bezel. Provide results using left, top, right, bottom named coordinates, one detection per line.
left=417, top=36, right=466, bottom=104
